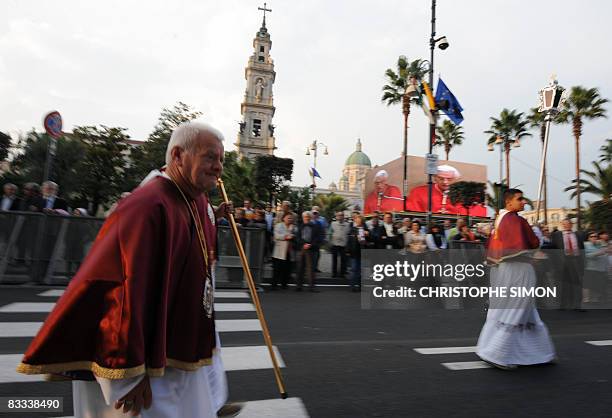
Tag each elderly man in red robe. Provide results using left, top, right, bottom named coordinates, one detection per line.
left=405, top=164, right=487, bottom=216
left=364, top=170, right=403, bottom=214
left=17, top=122, right=236, bottom=417
left=476, top=188, right=556, bottom=370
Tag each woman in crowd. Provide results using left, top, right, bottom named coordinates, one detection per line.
left=271, top=212, right=296, bottom=290
left=453, top=224, right=478, bottom=242
left=347, top=214, right=370, bottom=292
left=404, top=220, right=427, bottom=255
left=583, top=231, right=609, bottom=304
left=425, top=224, right=448, bottom=251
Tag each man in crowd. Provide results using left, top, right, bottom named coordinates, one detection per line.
left=380, top=212, right=401, bottom=249
left=311, top=206, right=327, bottom=272
left=18, top=122, right=235, bottom=417
left=41, top=181, right=68, bottom=212
left=551, top=218, right=585, bottom=309
left=1, top=183, right=22, bottom=211
left=296, top=211, right=323, bottom=292
left=328, top=211, right=350, bottom=278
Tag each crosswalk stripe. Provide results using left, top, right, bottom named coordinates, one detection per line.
left=216, top=319, right=262, bottom=332
left=586, top=340, right=612, bottom=346
left=0, top=301, right=256, bottom=313
left=222, top=345, right=285, bottom=371
left=0, top=345, right=284, bottom=383
left=414, top=346, right=477, bottom=355
left=0, top=322, right=42, bottom=337
left=0, top=319, right=263, bottom=337
left=239, top=397, right=309, bottom=417
left=37, top=289, right=64, bottom=297
left=441, top=361, right=492, bottom=370
left=215, top=303, right=255, bottom=312
left=215, top=291, right=250, bottom=298
left=0, top=302, right=55, bottom=313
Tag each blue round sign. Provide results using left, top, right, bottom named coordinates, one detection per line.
left=43, top=111, right=63, bottom=138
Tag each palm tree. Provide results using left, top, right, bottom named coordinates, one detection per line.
left=599, top=138, right=612, bottom=164
left=434, top=120, right=464, bottom=160
left=558, top=86, right=608, bottom=228
left=484, top=109, right=531, bottom=187
left=313, top=193, right=349, bottom=221
left=564, top=161, right=611, bottom=204
left=382, top=56, right=428, bottom=209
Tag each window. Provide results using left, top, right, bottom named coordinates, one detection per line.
left=259, top=46, right=265, bottom=52
left=258, top=55, right=264, bottom=62
left=252, top=119, right=262, bottom=137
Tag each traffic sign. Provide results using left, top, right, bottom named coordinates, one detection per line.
left=43, top=111, right=63, bottom=138
left=425, top=153, right=438, bottom=175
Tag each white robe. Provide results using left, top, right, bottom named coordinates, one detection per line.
left=72, top=267, right=228, bottom=418
left=476, top=262, right=556, bottom=366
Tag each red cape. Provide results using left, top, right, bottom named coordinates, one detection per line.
left=486, top=210, right=540, bottom=264
left=406, top=184, right=487, bottom=217
left=17, top=177, right=217, bottom=380
left=364, top=185, right=403, bottom=214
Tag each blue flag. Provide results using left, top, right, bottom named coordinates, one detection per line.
left=435, top=78, right=464, bottom=125
left=310, top=167, right=321, bottom=179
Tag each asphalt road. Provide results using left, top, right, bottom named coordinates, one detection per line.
left=0, top=285, right=611, bottom=418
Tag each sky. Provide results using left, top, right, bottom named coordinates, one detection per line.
left=2, top=0, right=611, bottom=210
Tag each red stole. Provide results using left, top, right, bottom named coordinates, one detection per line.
left=486, top=210, right=540, bottom=264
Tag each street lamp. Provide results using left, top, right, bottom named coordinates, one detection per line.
left=488, top=135, right=505, bottom=212
left=426, top=0, right=449, bottom=224
left=535, top=76, right=566, bottom=225
left=306, top=140, right=329, bottom=195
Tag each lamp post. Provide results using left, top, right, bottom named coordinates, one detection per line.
left=535, top=76, right=566, bottom=225
left=488, top=135, right=505, bottom=212
left=426, top=0, right=449, bottom=224
left=305, top=140, right=329, bottom=196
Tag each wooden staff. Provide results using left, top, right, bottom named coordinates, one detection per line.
left=217, top=179, right=288, bottom=399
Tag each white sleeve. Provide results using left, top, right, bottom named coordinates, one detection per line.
left=95, top=374, right=145, bottom=406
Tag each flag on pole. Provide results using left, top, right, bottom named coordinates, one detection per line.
left=435, top=78, right=464, bottom=125
left=309, top=167, right=321, bottom=179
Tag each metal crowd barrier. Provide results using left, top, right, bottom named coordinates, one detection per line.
left=0, top=212, right=266, bottom=288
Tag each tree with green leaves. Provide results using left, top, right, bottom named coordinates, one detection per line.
left=313, top=193, right=349, bottom=221
left=129, top=102, right=202, bottom=186
left=1, top=131, right=86, bottom=202
left=253, top=155, right=293, bottom=204
left=382, top=56, right=428, bottom=170
left=72, top=125, right=129, bottom=215
left=564, top=160, right=611, bottom=204
left=584, top=200, right=612, bottom=232
left=484, top=109, right=531, bottom=187
left=449, top=181, right=486, bottom=221
left=213, top=151, right=257, bottom=206
left=485, top=180, right=507, bottom=215
left=276, top=186, right=313, bottom=216
left=0, top=131, right=11, bottom=162
left=598, top=138, right=611, bottom=164
left=434, top=119, right=464, bottom=160
left=557, top=86, right=608, bottom=228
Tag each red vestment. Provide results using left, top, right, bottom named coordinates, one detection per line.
left=364, top=185, right=403, bottom=214
left=17, top=177, right=217, bottom=380
left=486, top=210, right=540, bottom=264
left=405, top=184, right=487, bottom=217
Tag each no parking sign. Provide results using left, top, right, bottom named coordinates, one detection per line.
left=43, top=111, right=63, bottom=138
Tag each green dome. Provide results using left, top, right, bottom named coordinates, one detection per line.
left=344, top=138, right=371, bottom=167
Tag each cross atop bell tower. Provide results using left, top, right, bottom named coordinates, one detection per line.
left=235, top=3, right=277, bottom=159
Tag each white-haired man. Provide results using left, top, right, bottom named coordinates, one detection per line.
left=364, top=169, right=403, bottom=214
left=406, top=164, right=487, bottom=216
left=18, top=122, right=235, bottom=417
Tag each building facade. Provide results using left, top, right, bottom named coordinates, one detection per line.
left=338, top=138, right=371, bottom=193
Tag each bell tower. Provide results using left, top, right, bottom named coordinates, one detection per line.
left=235, top=3, right=277, bottom=159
